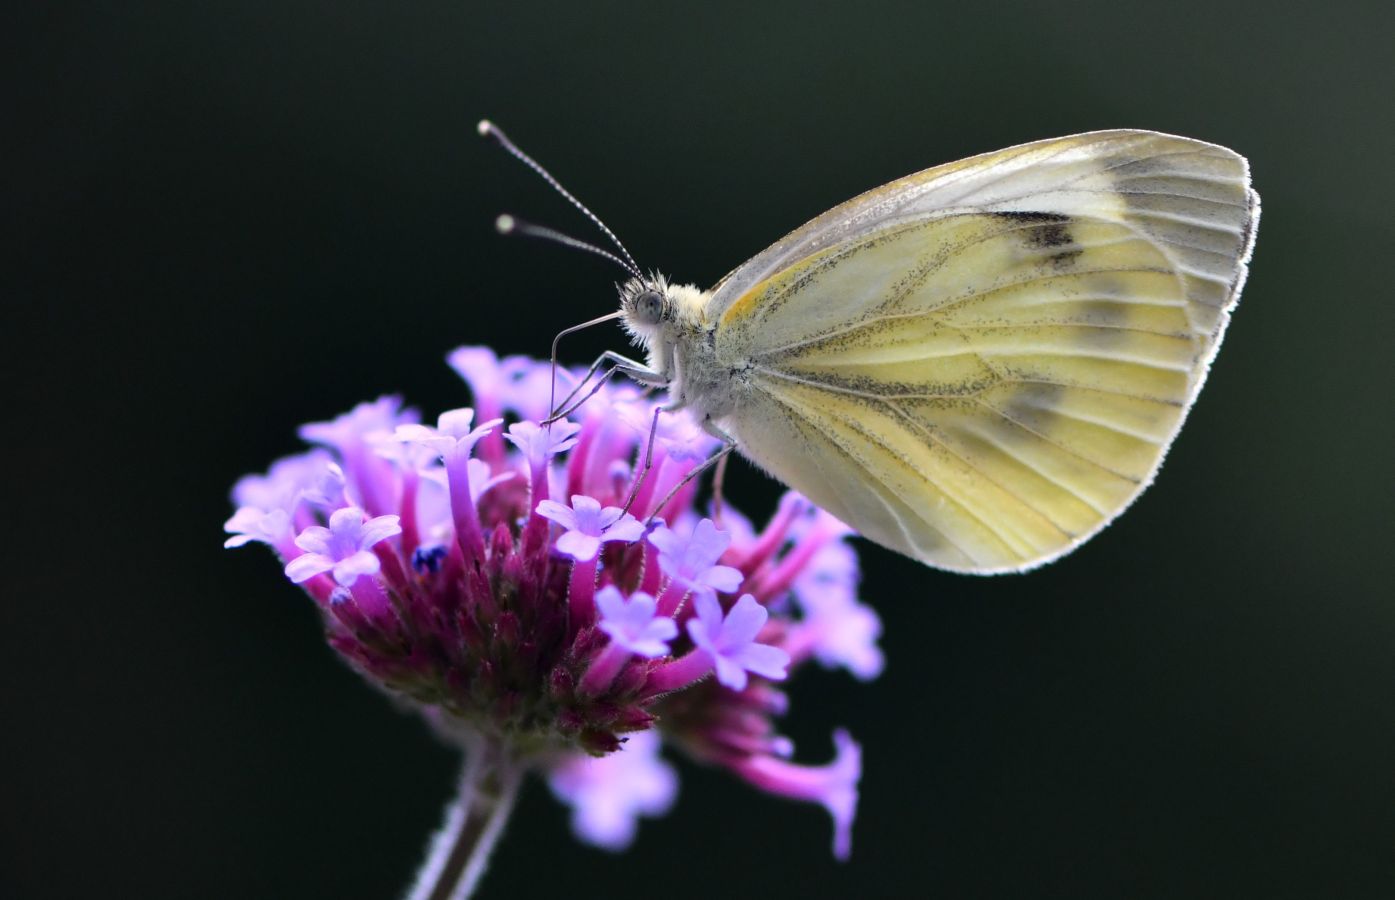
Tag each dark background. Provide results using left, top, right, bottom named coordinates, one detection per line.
left=7, top=2, right=1394, bottom=897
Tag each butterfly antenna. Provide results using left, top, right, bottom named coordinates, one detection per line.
left=494, top=214, right=640, bottom=278
left=479, top=119, right=643, bottom=278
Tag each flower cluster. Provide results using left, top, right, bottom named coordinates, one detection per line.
left=225, top=347, right=884, bottom=860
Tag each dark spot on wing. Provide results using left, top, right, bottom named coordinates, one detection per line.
left=996, top=209, right=1068, bottom=232
left=1072, top=301, right=1130, bottom=348
left=998, top=381, right=1065, bottom=431
left=1075, top=300, right=1131, bottom=328
left=994, top=210, right=1082, bottom=270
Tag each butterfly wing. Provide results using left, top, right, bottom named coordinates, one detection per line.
left=709, top=130, right=1258, bottom=573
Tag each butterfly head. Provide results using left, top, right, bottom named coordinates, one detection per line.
left=618, top=274, right=674, bottom=342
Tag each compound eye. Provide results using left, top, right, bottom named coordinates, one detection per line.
left=634, top=290, right=664, bottom=325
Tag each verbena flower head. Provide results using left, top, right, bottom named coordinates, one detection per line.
left=226, top=347, right=886, bottom=862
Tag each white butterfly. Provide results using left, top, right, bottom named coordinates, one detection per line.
left=485, top=125, right=1259, bottom=574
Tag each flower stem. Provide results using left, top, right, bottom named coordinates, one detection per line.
left=407, top=739, right=524, bottom=900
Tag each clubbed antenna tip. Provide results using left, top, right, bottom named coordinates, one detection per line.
left=478, top=119, right=642, bottom=278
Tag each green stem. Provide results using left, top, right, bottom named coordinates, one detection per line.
left=407, top=739, right=524, bottom=900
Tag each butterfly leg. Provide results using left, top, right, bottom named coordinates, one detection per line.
left=621, top=405, right=666, bottom=515
left=701, top=419, right=736, bottom=524
left=620, top=394, right=696, bottom=515
left=543, top=351, right=666, bottom=424
left=712, top=443, right=731, bottom=526
left=639, top=421, right=738, bottom=526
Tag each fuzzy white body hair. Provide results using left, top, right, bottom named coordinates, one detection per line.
left=620, top=278, right=750, bottom=426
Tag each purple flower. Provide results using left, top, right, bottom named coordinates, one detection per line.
left=469, top=458, right=513, bottom=501
left=418, top=458, right=514, bottom=510
left=793, top=540, right=884, bottom=681
left=504, top=420, right=582, bottom=464
left=371, top=432, right=440, bottom=473
left=735, top=729, right=862, bottom=861
left=687, top=593, right=790, bottom=691
left=223, top=506, right=291, bottom=549
left=595, top=587, right=677, bottom=658
left=394, top=408, right=501, bottom=463
left=224, top=452, right=348, bottom=551
left=449, top=347, right=559, bottom=422
left=299, top=396, right=412, bottom=455
left=794, top=534, right=858, bottom=608
left=284, top=507, right=401, bottom=587
left=546, top=730, right=678, bottom=851
left=536, top=495, right=645, bottom=562
left=299, top=397, right=413, bottom=517
left=580, top=587, right=679, bottom=696
left=614, top=401, right=719, bottom=461
left=228, top=346, right=878, bottom=897
left=800, top=600, right=884, bottom=682
left=231, top=449, right=345, bottom=513
left=394, top=410, right=503, bottom=558
left=411, top=459, right=515, bottom=552
left=649, top=518, right=743, bottom=596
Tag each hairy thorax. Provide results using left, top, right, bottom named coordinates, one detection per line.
left=621, top=278, right=752, bottom=426
left=665, top=284, right=751, bottom=423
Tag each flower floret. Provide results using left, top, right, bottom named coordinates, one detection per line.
left=284, top=506, right=401, bottom=586
left=649, top=518, right=743, bottom=595
left=536, top=495, right=645, bottom=562
left=687, top=593, right=790, bottom=691
left=546, top=730, right=678, bottom=851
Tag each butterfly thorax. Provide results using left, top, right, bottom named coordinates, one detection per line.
left=618, top=275, right=745, bottom=421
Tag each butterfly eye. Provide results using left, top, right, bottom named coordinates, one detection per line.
left=633, top=290, right=665, bottom=325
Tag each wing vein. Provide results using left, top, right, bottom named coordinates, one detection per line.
left=759, top=386, right=985, bottom=564
left=961, top=147, right=1238, bottom=211
left=998, top=378, right=1184, bottom=407
left=762, top=375, right=1054, bottom=553
left=1018, top=402, right=1169, bottom=444
left=1129, top=209, right=1246, bottom=234
left=879, top=397, right=1073, bottom=542
left=958, top=419, right=1113, bottom=516
left=973, top=398, right=1143, bottom=483
left=752, top=266, right=1186, bottom=360
left=925, top=140, right=1093, bottom=208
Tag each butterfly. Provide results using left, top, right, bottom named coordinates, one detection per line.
left=483, top=125, right=1259, bottom=574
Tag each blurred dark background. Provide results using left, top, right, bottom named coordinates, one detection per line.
left=6, top=1, right=1394, bottom=897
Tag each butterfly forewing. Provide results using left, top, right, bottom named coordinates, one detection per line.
left=709, top=131, right=1258, bottom=573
